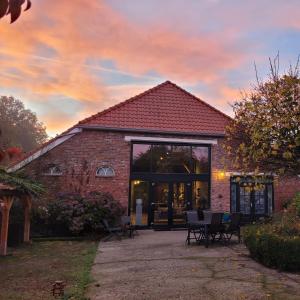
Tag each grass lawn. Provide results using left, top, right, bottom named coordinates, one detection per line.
left=0, top=239, right=98, bottom=300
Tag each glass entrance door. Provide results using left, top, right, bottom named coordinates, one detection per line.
left=151, top=181, right=191, bottom=227
left=152, top=182, right=169, bottom=226
left=231, top=176, right=273, bottom=221
left=239, top=187, right=267, bottom=221
left=172, top=182, right=189, bottom=225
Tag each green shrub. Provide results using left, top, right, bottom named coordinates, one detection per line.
left=243, top=224, right=300, bottom=271
left=243, top=192, right=300, bottom=271
left=293, top=192, right=300, bottom=217
left=32, top=192, right=125, bottom=236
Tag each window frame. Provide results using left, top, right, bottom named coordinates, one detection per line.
left=131, top=141, right=211, bottom=176
left=96, top=166, right=115, bottom=178
left=43, top=165, right=63, bottom=176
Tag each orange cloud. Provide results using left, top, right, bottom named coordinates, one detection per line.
left=0, top=0, right=250, bottom=134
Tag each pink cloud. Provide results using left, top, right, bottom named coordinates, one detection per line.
left=2, top=0, right=289, bottom=134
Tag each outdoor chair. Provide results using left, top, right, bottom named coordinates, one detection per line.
left=208, top=212, right=224, bottom=243
left=186, top=210, right=203, bottom=245
left=203, top=210, right=212, bottom=223
left=121, top=215, right=136, bottom=238
left=221, top=213, right=241, bottom=244
left=101, top=219, right=123, bottom=242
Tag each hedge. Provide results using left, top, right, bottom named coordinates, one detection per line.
left=243, top=224, right=300, bottom=272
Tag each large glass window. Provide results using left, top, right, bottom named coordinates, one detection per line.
left=131, top=143, right=209, bottom=174
left=152, top=145, right=191, bottom=173
left=132, top=144, right=151, bottom=172
left=267, top=184, right=273, bottom=215
left=130, top=180, right=149, bottom=225
left=192, top=181, right=209, bottom=210
left=192, top=147, right=209, bottom=174
left=231, top=184, right=237, bottom=212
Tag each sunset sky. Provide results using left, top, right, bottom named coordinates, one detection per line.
left=1, top=0, right=300, bottom=137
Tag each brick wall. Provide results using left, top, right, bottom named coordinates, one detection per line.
left=211, top=140, right=231, bottom=212
left=23, top=129, right=229, bottom=211
left=274, top=176, right=300, bottom=211
left=24, top=130, right=131, bottom=208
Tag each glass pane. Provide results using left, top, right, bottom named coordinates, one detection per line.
left=130, top=180, right=149, bottom=225
left=172, top=183, right=187, bottom=225
left=132, top=144, right=151, bottom=172
left=153, top=182, right=169, bottom=225
left=254, top=187, right=266, bottom=214
left=231, top=184, right=237, bottom=212
left=239, top=187, right=251, bottom=214
left=192, top=181, right=209, bottom=210
left=152, top=145, right=191, bottom=173
left=192, top=147, right=209, bottom=174
left=267, top=184, right=273, bottom=215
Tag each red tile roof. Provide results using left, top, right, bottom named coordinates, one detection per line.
left=78, top=81, right=230, bottom=135
left=8, top=81, right=231, bottom=171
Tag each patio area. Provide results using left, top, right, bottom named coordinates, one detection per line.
left=87, top=230, right=300, bottom=300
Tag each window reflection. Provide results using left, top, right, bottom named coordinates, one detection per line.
left=131, top=143, right=209, bottom=174
left=152, top=145, right=190, bottom=173
left=132, top=144, right=151, bottom=172
left=192, top=147, right=209, bottom=174
left=192, top=181, right=209, bottom=210
left=130, top=180, right=149, bottom=225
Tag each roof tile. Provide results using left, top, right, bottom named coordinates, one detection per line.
left=78, top=81, right=230, bottom=135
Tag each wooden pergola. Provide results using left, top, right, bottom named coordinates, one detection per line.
left=0, top=182, right=32, bottom=256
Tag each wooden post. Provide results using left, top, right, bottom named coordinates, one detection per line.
left=0, top=196, right=14, bottom=256
left=23, top=195, right=32, bottom=243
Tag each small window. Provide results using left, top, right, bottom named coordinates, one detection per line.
left=43, top=165, right=62, bottom=176
left=96, top=166, right=115, bottom=177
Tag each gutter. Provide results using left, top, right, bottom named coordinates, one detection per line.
left=78, top=125, right=226, bottom=138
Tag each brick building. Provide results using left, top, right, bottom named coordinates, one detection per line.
left=8, top=81, right=300, bottom=227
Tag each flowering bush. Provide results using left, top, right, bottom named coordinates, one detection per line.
left=32, top=192, right=125, bottom=236
left=243, top=193, right=300, bottom=271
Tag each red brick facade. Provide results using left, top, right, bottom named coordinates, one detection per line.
left=21, top=128, right=300, bottom=214
left=13, top=81, right=300, bottom=217
left=23, top=129, right=230, bottom=210
left=274, top=176, right=300, bottom=211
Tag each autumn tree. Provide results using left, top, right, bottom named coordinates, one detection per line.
left=0, top=96, right=48, bottom=155
left=0, top=0, right=31, bottom=23
left=225, top=58, right=300, bottom=177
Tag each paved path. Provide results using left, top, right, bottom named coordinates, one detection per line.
left=87, top=230, right=300, bottom=300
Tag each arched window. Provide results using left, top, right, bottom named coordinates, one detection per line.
left=43, top=165, right=63, bottom=176
left=96, top=166, right=115, bottom=177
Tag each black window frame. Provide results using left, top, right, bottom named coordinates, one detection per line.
left=128, top=141, right=212, bottom=219
left=230, top=176, right=274, bottom=218
left=130, top=141, right=211, bottom=177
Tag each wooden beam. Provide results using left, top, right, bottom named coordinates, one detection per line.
left=0, top=196, right=14, bottom=256
left=23, top=195, right=32, bottom=243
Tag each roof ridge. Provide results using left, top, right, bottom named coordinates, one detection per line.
left=78, top=81, right=172, bottom=125
left=166, top=81, right=232, bottom=121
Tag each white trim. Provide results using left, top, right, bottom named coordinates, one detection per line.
left=7, top=128, right=82, bottom=172
left=96, top=166, right=115, bottom=177
left=124, top=135, right=218, bottom=145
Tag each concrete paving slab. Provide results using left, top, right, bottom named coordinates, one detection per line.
left=87, top=230, right=300, bottom=300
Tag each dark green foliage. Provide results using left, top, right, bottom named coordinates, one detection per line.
left=0, top=96, right=47, bottom=153
left=0, top=168, right=44, bottom=196
left=243, top=192, right=300, bottom=271
left=243, top=225, right=300, bottom=271
left=32, top=192, right=125, bottom=236
left=294, top=192, right=300, bottom=217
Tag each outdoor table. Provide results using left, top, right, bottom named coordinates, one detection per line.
left=196, top=221, right=211, bottom=248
